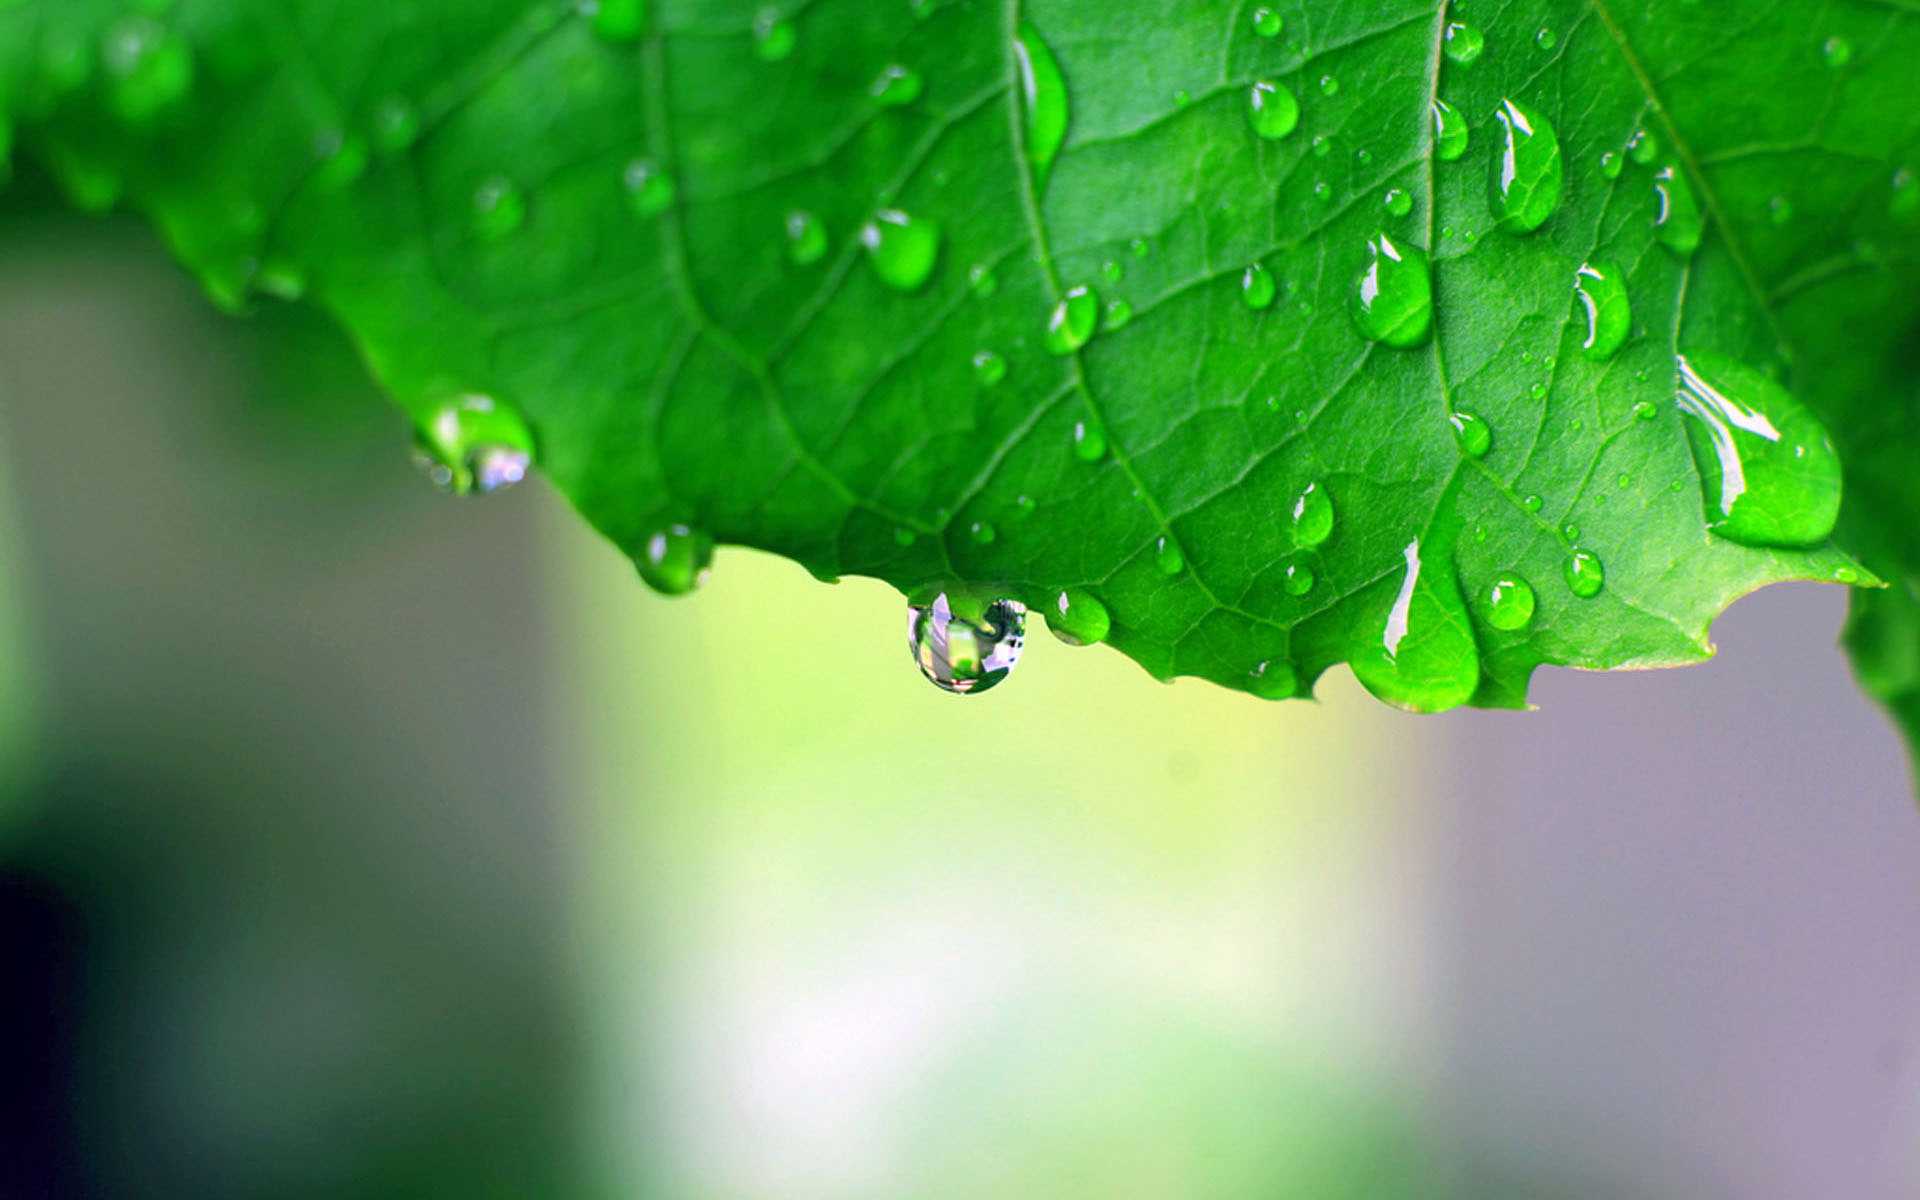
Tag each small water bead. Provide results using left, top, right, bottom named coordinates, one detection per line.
left=1350, top=538, right=1480, bottom=713
left=752, top=8, right=796, bottom=61
left=1633, top=399, right=1657, bottom=421
left=1599, top=150, right=1622, bottom=180
left=785, top=210, right=827, bottom=264
left=1047, top=588, right=1111, bottom=646
left=1563, top=549, right=1604, bottom=598
left=870, top=63, right=922, bottom=106
left=1822, top=35, right=1852, bottom=67
left=1155, top=536, right=1186, bottom=576
left=1130, top=236, right=1151, bottom=258
left=1561, top=522, right=1579, bottom=541
left=586, top=0, right=646, bottom=40
left=972, top=349, right=1007, bottom=386
left=970, top=521, right=996, bottom=544
left=1249, top=660, right=1300, bottom=699
left=1283, top=562, right=1315, bottom=596
left=1242, top=262, right=1277, bottom=309
left=1045, top=285, right=1100, bottom=354
left=1252, top=7, right=1283, bottom=36
left=1521, top=493, right=1543, bottom=513
left=1313, top=181, right=1333, bottom=202
left=893, top=526, right=917, bottom=547
left=1449, top=410, right=1491, bottom=457
left=1431, top=99, right=1469, bottom=161
left=968, top=263, right=999, bottom=297
left=313, top=132, right=369, bottom=190
left=1835, top=565, right=1860, bottom=585
left=1484, top=574, right=1536, bottom=631
left=1073, top=419, right=1107, bottom=462
left=471, top=175, right=525, bottom=240
left=622, top=158, right=675, bottom=217
left=1653, top=165, right=1703, bottom=255
left=1628, top=127, right=1659, bottom=165
left=371, top=96, right=421, bottom=156
left=1103, top=298, right=1133, bottom=330
left=637, top=523, right=715, bottom=596
left=1350, top=231, right=1432, bottom=348
left=1574, top=259, right=1631, bottom=361
left=1443, top=22, right=1484, bottom=65
left=1383, top=188, right=1413, bottom=217
left=1674, top=352, right=1842, bottom=548
left=860, top=209, right=941, bottom=291
left=413, top=393, right=536, bottom=496
left=1490, top=99, right=1563, bottom=233
left=1529, top=382, right=1547, bottom=400
left=1768, top=194, right=1794, bottom=225
left=103, top=14, right=195, bottom=124
left=1892, top=169, right=1919, bottom=219
left=1173, top=89, right=1191, bottom=108
left=1312, top=134, right=1332, bottom=158
left=908, top=594, right=1027, bottom=695
left=1102, top=260, right=1124, bottom=283
left=1535, top=27, right=1557, bottom=50
left=1291, top=481, right=1334, bottom=547
left=1247, top=80, right=1300, bottom=140
left=1616, top=472, right=1631, bottom=488
left=1318, top=74, right=1340, bottom=96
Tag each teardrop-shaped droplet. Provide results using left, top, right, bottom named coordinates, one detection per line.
left=1073, top=419, right=1107, bottom=462
left=1291, top=481, right=1334, bottom=547
left=869, top=63, right=922, bottom=106
left=1046, top=285, right=1099, bottom=354
left=588, top=0, right=647, bottom=41
left=859, top=209, right=940, bottom=291
left=471, top=175, right=525, bottom=240
left=752, top=8, right=796, bottom=61
left=1242, top=262, right=1276, bottom=309
left=1251, top=8, right=1283, bottom=37
left=1653, top=165, right=1703, bottom=255
left=972, top=349, right=1007, bottom=386
left=412, top=392, right=536, bottom=496
left=1484, top=573, right=1536, bottom=630
left=1350, top=231, right=1432, bottom=347
left=1674, top=352, right=1842, bottom=547
left=908, top=593, right=1027, bottom=694
left=1449, top=410, right=1491, bottom=457
left=622, top=158, right=675, bottom=217
left=1574, top=259, right=1630, bottom=361
left=1489, top=99, right=1562, bottom=233
left=1014, top=20, right=1068, bottom=186
left=1349, top=538, right=1480, bottom=713
left=1249, top=659, right=1300, bottom=699
left=1048, top=588, right=1111, bottom=646
left=1431, top=99, right=1469, bottom=162
left=1443, top=22, right=1484, bottom=65
left=1247, top=79, right=1300, bottom=140
left=785, top=209, right=827, bottom=264
left=1563, top=549, right=1604, bottom=598
left=638, top=522, right=715, bottom=596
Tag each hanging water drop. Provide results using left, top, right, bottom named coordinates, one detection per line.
left=637, top=523, right=715, bottom=595
left=1350, top=231, right=1432, bottom=347
left=1653, top=165, right=1703, bottom=254
left=412, top=393, right=536, bottom=496
left=1673, top=352, right=1842, bottom=547
left=859, top=209, right=941, bottom=291
left=1349, top=538, right=1480, bottom=713
left=1574, top=259, right=1630, bottom=361
left=1431, top=98, right=1469, bottom=161
left=1247, top=80, right=1300, bottom=140
left=1291, top=481, right=1334, bottom=547
left=1047, top=588, right=1111, bottom=646
left=908, top=593, right=1027, bottom=694
left=1563, top=549, right=1604, bottom=598
left=1242, top=262, right=1277, bottom=309
left=1249, top=660, right=1300, bottom=699
left=1489, top=99, right=1562, bottom=233
left=1045, top=285, right=1099, bottom=354
left=1484, top=574, right=1536, bottom=630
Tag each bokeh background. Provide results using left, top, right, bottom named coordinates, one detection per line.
left=3, top=170, right=1919, bottom=1199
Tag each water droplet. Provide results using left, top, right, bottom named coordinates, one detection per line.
left=752, top=8, right=796, bottom=61
left=1350, top=538, right=1480, bottom=713
left=870, top=62, right=921, bottom=106
left=638, top=523, right=715, bottom=595
left=587, top=0, right=646, bottom=41
left=1653, top=165, right=1703, bottom=255
left=1047, top=588, right=1111, bottom=646
left=1318, top=74, right=1340, bottom=96
left=1249, top=660, right=1300, bottom=699
left=1490, top=99, right=1563, bottom=233
left=1045, top=285, right=1099, bottom=354
left=1313, top=180, right=1333, bottom=202
left=1628, top=127, right=1659, bottom=165
left=1521, top=493, right=1543, bottom=513
left=1674, top=352, right=1842, bottom=547
left=1101, top=259, right=1124, bottom=283
left=1312, top=134, right=1333, bottom=158
left=1155, top=536, right=1186, bottom=576
left=1252, top=7, right=1283, bottom=37
left=1822, top=34, right=1851, bottom=67
left=1561, top=522, right=1580, bottom=540
left=1633, top=399, right=1657, bottom=421
left=1835, top=565, right=1860, bottom=585
left=1768, top=194, right=1793, bottom=225
left=1599, top=150, right=1622, bottom=179
left=1349, top=231, right=1432, bottom=347
left=1247, top=79, right=1300, bottom=139
left=1103, top=298, right=1133, bottom=330
left=1291, top=482, right=1334, bottom=547
left=103, top=14, right=195, bottom=124
left=1073, top=419, right=1107, bottom=462
left=785, top=210, right=827, bottom=264
left=908, top=594, right=1027, bottom=695
left=1284, top=561, right=1315, bottom=596
left=371, top=96, right=421, bottom=156
left=893, top=526, right=917, bottom=547
left=1443, top=22, right=1484, bottom=65
left=1431, top=98, right=1469, bottom=162
left=1356, top=147, right=1374, bottom=165
left=1529, top=381, right=1548, bottom=400
left=1241, top=262, right=1276, bottom=309
left=972, top=349, right=1007, bottom=385
left=622, top=158, right=675, bottom=217
left=413, top=393, right=535, bottom=496
left=1173, top=89, right=1191, bottom=108
left=313, top=131, right=369, bottom=190
left=1450, top=410, right=1491, bottom=457
left=1383, top=187, right=1413, bottom=217
left=1485, top=573, right=1536, bottom=630
left=968, top=263, right=998, bottom=297
left=1563, top=549, right=1604, bottom=598
left=1891, top=168, right=1919, bottom=219
left=1574, top=259, right=1630, bottom=361
left=472, top=175, right=525, bottom=240
left=859, top=209, right=941, bottom=291
left=1534, top=26, right=1557, bottom=50
left=970, top=520, right=996, bottom=544
left=1129, top=236, right=1151, bottom=258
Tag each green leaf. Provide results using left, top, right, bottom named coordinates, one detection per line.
left=1, top=0, right=1916, bottom=718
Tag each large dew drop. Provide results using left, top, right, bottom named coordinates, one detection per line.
left=1485, top=573, right=1536, bottom=630
left=637, top=523, right=715, bottom=596
left=1247, top=80, right=1300, bottom=140
left=1350, top=231, right=1432, bottom=347
left=1014, top=20, right=1068, bottom=186
left=909, top=593, right=1027, bottom=694
left=859, top=209, right=940, bottom=291
left=1653, top=165, right=1703, bottom=254
left=412, top=393, right=535, bottom=496
left=1431, top=98, right=1469, bottom=161
left=1489, top=99, right=1562, bottom=233
left=1046, top=285, right=1099, bottom=354
left=1573, top=260, right=1630, bottom=360
left=1046, top=587, right=1111, bottom=646
left=1349, top=539, right=1480, bottom=713
left=1673, top=352, right=1842, bottom=547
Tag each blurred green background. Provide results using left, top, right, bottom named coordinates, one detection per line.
left=3, top=168, right=1920, bottom=1199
